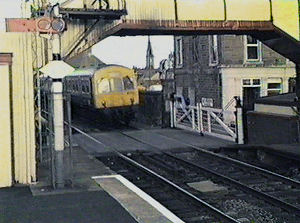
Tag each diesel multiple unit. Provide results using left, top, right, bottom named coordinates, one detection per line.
left=64, top=65, right=139, bottom=109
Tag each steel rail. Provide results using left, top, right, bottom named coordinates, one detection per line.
left=70, top=125, right=240, bottom=223
left=156, top=133, right=300, bottom=186
left=120, top=132, right=300, bottom=216
left=162, top=152, right=300, bottom=216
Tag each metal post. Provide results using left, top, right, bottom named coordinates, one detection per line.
left=52, top=6, right=65, bottom=189
left=52, top=81, right=65, bottom=189
left=48, top=90, right=56, bottom=189
left=296, top=64, right=300, bottom=110
left=207, top=110, right=211, bottom=133
left=235, top=96, right=244, bottom=144
left=197, top=103, right=204, bottom=134
left=170, top=100, right=174, bottom=128
left=191, top=107, right=195, bottom=130
left=173, top=101, right=177, bottom=128
left=67, top=94, right=73, bottom=185
left=296, top=64, right=300, bottom=142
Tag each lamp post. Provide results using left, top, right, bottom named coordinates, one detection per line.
left=40, top=4, right=74, bottom=188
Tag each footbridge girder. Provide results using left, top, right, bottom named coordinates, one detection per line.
left=40, top=0, right=300, bottom=64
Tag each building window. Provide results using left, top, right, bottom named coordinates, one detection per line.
left=267, top=79, right=282, bottom=96
left=244, top=35, right=262, bottom=62
left=242, top=79, right=251, bottom=86
left=242, top=78, right=261, bottom=87
left=252, top=79, right=261, bottom=86
left=175, top=36, right=183, bottom=68
left=209, top=35, right=218, bottom=66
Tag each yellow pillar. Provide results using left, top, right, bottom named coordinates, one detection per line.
left=0, top=58, right=12, bottom=187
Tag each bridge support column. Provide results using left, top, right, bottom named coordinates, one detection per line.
left=235, top=97, right=244, bottom=145
left=296, top=64, right=300, bottom=106
left=296, top=64, right=300, bottom=143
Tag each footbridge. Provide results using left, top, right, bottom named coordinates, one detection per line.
left=38, top=0, right=300, bottom=64
left=14, top=0, right=300, bottom=63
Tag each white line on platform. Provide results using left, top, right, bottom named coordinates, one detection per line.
left=92, top=175, right=185, bottom=223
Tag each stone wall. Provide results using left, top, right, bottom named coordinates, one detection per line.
left=135, top=91, right=164, bottom=126
left=174, top=35, right=293, bottom=110
left=175, top=35, right=222, bottom=108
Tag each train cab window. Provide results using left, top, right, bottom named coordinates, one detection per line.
left=123, top=76, right=134, bottom=90
left=110, top=78, right=123, bottom=92
left=98, top=78, right=110, bottom=94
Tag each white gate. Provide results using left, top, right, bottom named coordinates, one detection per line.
left=170, top=95, right=241, bottom=142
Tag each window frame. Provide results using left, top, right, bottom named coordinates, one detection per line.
left=267, top=78, right=282, bottom=96
left=209, top=35, right=218, bottom=66
left=241, top=78, right=261, bottom=87
left=123, top=76, right=135, bottom=91
left=244, top=35, right=262, bottom=63
left=175, top=36, right=183, bottom=68
left=97, top=78, right=111, bottom=94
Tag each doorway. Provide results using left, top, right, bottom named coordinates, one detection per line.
left=242, top=87, right=261, bottom=110
left=242, top=87, right=261, bottom=143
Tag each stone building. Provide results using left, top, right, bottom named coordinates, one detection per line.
left=174, top=35, right=296, bottom=120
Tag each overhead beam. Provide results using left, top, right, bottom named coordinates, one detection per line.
left=59, top=8, right=127, bottom=19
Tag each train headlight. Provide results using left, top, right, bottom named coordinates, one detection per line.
left=102, top=101, right=106, bottom=108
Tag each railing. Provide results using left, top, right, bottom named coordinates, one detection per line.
left=40, top=77, right=74, bottom=189
left=170, top=96, right=243, bottom=143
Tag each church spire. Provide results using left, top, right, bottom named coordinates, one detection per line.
left=146, top=36, right=154, bottom=69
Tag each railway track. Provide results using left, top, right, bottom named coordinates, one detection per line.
left=72, top=123, right=300, bottom=222
left=73, top=126, right=239, bottom=223
left=125, top=152, right=299, bottom=222
left=220, top=147, right=300, bottom=182
left=122, top=133, right=300, bottom=218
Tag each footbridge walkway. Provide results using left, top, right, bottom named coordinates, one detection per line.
left=49, top=0, right=300, bottom=65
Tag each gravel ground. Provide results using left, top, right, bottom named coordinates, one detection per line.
left=223, top=199, right=280, bottom=223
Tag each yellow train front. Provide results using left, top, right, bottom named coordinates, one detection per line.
left=64, top=65, right=139, bottom=116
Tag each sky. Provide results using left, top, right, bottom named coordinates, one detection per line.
left=92, top=36, right=174, bottom=68
left=0, top=0, right=174, bottom=68
left=0, top=0, right=21, bottom=30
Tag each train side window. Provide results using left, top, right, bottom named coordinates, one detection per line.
left=123, top=76, right=134, bottom=90
left=67, top=80, right=70, bottom=92
left=82, top=83, right=85, bottom=92
left=110, top=78, right=123, bottom=92
left=86, top=82, right=90, bottom=93
left=72, top=80, right=76, bottom=92
left=98, top=78, right=110, bottom=94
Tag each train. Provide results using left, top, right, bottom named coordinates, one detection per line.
left=63, top=64, right=139, bottom=123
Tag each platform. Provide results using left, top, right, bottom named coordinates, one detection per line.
left=9, top=144, right=186, bottom=223
left=0, top=186, right=138, bottom=223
